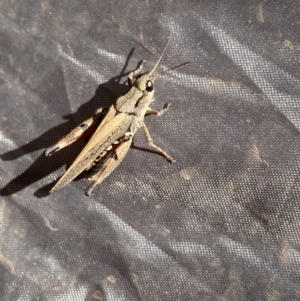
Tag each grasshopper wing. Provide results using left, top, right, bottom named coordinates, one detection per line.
left=50, top=112, right=134, bottom=193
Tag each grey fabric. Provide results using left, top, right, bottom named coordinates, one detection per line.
left=1, top=1, right=300, bottom=300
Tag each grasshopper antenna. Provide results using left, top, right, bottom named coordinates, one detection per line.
left=149, top=38, right=171, bottom=76
left=153, top=61, right=191, bottom=81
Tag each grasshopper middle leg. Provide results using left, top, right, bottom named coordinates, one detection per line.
left=141, top=123, right=175, bottom=163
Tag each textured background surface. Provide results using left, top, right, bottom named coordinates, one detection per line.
left=1, top=1, right=300, bottom=300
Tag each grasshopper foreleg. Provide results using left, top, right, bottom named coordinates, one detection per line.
left=141, top=123, right=175, bottom=163
left=127, top=60, right=146, bottom=87
left=146, top=103, right=171, bottom=116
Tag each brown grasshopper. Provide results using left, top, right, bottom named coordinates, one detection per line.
left=45, top=41, right=190, bottom=196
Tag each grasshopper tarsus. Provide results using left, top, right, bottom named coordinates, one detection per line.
left=45, top=41, right=189, bottom=194
left=163, top=103, right=171, bottom=110
left=94, top=107, right=103, bottom=116
left=164, top=155, right=176, bottom=164
left=45, top=146, right=59, bottom=157
left=165, top=155, right=176, bottom=163
left=85, top=186, right=95, bottom=197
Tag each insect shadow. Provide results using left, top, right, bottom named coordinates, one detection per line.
left=0, top=48, right=159, bottom=198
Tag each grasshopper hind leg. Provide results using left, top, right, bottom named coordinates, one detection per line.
left=85, top=137, right=132, bottom=196
left=44, top=108, right=106, bottom=156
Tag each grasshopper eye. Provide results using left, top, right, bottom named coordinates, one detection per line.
left=146, top=80, right=154, bottom=92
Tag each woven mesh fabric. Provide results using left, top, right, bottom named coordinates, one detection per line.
left=1, top=1, right=300, bottom=300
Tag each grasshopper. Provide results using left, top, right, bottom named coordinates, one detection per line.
left=45, top=40, right=190, bottom=196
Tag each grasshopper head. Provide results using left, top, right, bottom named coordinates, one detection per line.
left=133, top=40, right=190, bottom=97
left=134, top=74, right=154, bottom=96
left=144, top=39, right=190, bottom=86
left=131, top=61, right=190, bottom=100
